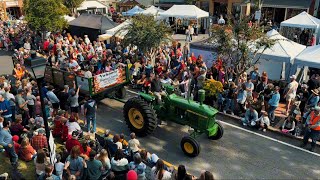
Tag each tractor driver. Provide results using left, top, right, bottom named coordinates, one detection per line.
left=151, top=74, right=166, bottom=104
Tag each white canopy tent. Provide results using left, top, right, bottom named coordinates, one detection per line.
left=280, top=11, right=320, bottom=29
left=141, top=5, right=164, bottom=16
left=280, top=11, right=320, bottom=44
left=159, top=5, right=209, bottom=19
left=254, top=30, right=306, bottom=80
left=159, top=5, right=209, bottom=34
left=77, top=1, right=107, bottom=11
left=294, top=45, right=320, bottom=68
left=63, top=15, right=75, bottom=22
left=99, top=20, right=131, bottom=40
left=122, top=6, right=144, bottom=16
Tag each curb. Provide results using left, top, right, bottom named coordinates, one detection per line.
left=217, top=112, right=320, bottom=146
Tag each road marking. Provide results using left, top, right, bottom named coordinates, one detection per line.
left=127, top=89, right=139, bottom=95
left=218, top=120, right=320, bottom=157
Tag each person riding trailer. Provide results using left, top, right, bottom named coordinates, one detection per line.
left=301, top=106, right=320, bottom=152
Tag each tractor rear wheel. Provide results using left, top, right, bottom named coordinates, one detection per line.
left=208, top=121, right=224, bottom=140
left=115, top=87, right=126, bottom=99
left=123, top=97, right=157, bottom=137
left=180, top=136, right=200, bottom=157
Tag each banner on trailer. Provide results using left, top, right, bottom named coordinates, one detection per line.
left=93, top=68, right=125, bottom=93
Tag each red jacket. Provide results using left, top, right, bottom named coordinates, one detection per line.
left=65, top=138, right=82, bottom=153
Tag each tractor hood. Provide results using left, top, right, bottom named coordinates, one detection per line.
left=168, top=94, right=219, bottom=117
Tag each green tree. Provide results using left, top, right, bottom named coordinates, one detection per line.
left=23, top=0, right=68, bottom=36
left=63, top=0, right=85, bottom=14
left=210, top=18, right=275, bottom=83
left=119, top=15, right=172, bottom=65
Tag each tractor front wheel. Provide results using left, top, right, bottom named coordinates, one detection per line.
left=123, top=97, right=157, bottom=137
left=208, top=121, right=224, bottom=140
left=180, top=136, right=200, bottom=157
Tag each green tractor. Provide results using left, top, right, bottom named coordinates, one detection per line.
left=123, top=85, right=224, bottom=157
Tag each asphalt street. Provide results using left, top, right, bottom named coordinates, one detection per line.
left=2, top=50, right=320, bottom=179
left=97, top=91, right=320, bottom=179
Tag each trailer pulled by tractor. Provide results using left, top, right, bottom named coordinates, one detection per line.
left=44, top=65, right=130, bottom=100
left=123, top=85, right=224, bottom=157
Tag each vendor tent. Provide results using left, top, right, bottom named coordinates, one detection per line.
left=77, top=0, right=107, bottom=11
left=69, top=14, right=117, bottom=41
left=254, top=29, right=306, bottom=80
left=141, top=5, right=164, bottom=16
left=64, top=15, right=75, bottom=22
left=294, top=45, right=320, bottom=68
left=122, top=5, right=144, bottom=16
left=259, top=30, right=306, bottom=64
left=159, top=5, right=209, bottom=19
left=280, top=11, right=320, bottom=29
left=99, top=20, right=131, bottom=40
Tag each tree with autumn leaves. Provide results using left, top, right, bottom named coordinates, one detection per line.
left=210, top=18, right=276, bottom=83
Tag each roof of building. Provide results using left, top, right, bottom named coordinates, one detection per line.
left=69, top=14, right=117, bottom=30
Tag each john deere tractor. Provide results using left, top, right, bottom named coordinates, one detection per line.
left=123, top=85, right=223, bottom=157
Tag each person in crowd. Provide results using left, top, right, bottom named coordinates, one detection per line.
left=236, top=84, right=247, bottom=115
left=257, top=111, right=270, bottom=132
left=67, top=116, right=81, bottom=137
left=46, top=85, right=60, bottom=117
left=97, top=149, right=111, bottom=177
left=10, top=116, right=28, bottom=136
left=66, top=131, right=82, bottom=153
left=128, top=132, right=140, bottom=154
left=284, top=75, right=299, bottom=116
left=0, top=120, right=18, bottom=166
left=151, top=74, right=166, bottom=104
left=84, top=95, right=97, bottom=133
left=119, top=133, right=128, bottom=149
left=306, top=89, right=320, bottom=109
left=241, top=105, right=258, bottom=127
left=113, top=134, right=122, bottom=149
left=81, top=141, right=91, bottom=159
left=34, top=149, right=50, bottom=177
left=280, top=115, right=296, bottom=135
left=25, top=87, right=36, bottom=118
left=174, top=165, right=187, bottom=180
left=245, top=78, right=254, bottom=101
left=86, top=150, right=103, bottom=180
left=12, top=135, right=20, bottom=154
left=52, top=110, right=67, bottom=137
left=223, top=82, right=237, bottom=115
left=104, top=129, right=113, bottom=142
left=301, top=106, right=320, bottom=152
left=151, top=159, right=172, bottom=180
left=58, top=85, right=70, bottom=117
left=198, top=170, right=214, bottom=180
left=0, top=94, right=12, bottom=123
left=249, top=67, right=260, bottom=86
left=68, top=84, right=81, bottom=120
left=38, top=164, right=60, bottom=180
left=3, top=86, right=16, bottom=122
left=16, top=89, right=29, bottom=125
left=55, top=154, right=65, bottom=179
left=129, top=153, right=147, bottom=180
left=31, top=129, right=48, bottom=151
left=298, top=84, right=310, bottom=118
left=19, top=137, right=36, bottom=161
left=12, top=63, right=25, bottom=80
left=262, top=83, right=274, bottom=112
left=111, top=149, right=129, bottom=176
left=268, top=86, right=280, bottom=123
left=64, top=146, right=84, bottom=179
left=307, top=74, right=320, bottom=92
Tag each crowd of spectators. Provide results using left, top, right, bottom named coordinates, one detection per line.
left=0, top=21, right=216, bottom=180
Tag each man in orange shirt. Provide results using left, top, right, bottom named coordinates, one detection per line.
left=301, top=106, right=320, bottom=152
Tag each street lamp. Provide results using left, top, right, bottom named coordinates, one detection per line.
left=24, top=51, right=51, bottom=153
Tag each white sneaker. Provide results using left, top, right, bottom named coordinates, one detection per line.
left=223, top=110, right=226, bottom=114
left=242, top=122, right=247, bottom=126
left=231, top=112, right=234, bottom=115
left=263, top=129, right=266, bottom=132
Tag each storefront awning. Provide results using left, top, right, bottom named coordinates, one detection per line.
left=240, top=0, right=312, bottom=9
left=262, top=0, right=312, bottom=9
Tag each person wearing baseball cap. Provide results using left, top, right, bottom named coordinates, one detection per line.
left=306, top=89, right=320, bottom=109
left=301, top=106, right=320, bottom=152
left=284, top=74, right=299, bottom=116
